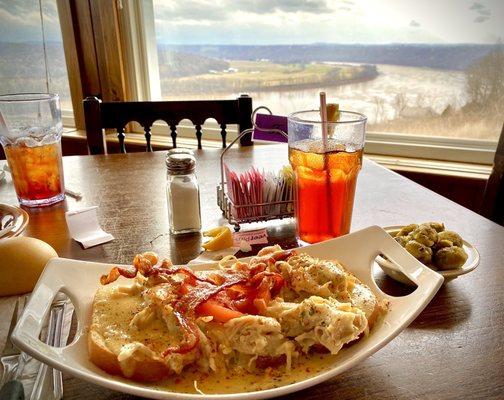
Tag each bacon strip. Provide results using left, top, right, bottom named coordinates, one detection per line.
left=102, top=248, right=295, bottom=358
left=100, top=266, right=137, bottom=285
left=100, top=261, right=217, bottom=286
left=181, top=273, right=249, bottom=312
left=161, top=272, right=249, bottom=357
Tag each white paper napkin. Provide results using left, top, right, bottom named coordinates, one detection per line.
left=65, top=206, right=114, bottom=249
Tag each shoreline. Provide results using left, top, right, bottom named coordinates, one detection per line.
left=240, top=71, right=379, bottom=93
left=166, top=70, right=380, bottom=96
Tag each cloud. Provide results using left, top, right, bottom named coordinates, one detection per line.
left=231, top=0, right=332, bottom=14
left=0, top=1, right=63, bottom=41
left=474, top=15, right=490, bottom=23
left=469, top=2, right=485, bottom=11
left=477, top=8, right=491, bottom=16
left=153, top=1, right=227, bottom=22
left=409, top=20, right=420, bottom=27
left=0, top=7, right=40, bottom=28
left=146, top=0, right=334, bottom=22
left=468, top=1, right=492, bottom=23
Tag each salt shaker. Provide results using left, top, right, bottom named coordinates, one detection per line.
left=166, top=153, right=201, bottom=234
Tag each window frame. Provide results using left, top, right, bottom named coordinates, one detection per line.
left=116, top=0, right=497, bottom=165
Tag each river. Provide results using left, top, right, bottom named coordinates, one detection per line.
left=245, top=64, right=468, bottom=123
left=166, top=64, right=468, bottom=124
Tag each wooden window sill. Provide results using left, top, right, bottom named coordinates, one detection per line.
left=62, top=130, right=492, bottom=180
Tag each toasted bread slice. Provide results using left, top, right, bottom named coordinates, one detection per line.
left=88, top=285, right=173, bottom=382
left=88, top=329, right=170, bottom=382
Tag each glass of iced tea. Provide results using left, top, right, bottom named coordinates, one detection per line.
left=0, top=93, right=65, bottom=207
left=288, top=110, right=366, bottom=243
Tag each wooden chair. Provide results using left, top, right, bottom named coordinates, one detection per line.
left=83, top=95, right=253, bottom=154
left=481, top=123, right=504, bottom=225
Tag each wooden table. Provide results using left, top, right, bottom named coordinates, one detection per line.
left=1, top=147, right=503, bottom=399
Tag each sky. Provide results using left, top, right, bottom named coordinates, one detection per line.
left=0, top=0, right=61, bottom=42
left=0, top=0, right=502, bottom=44
left=153, top=0, right=504, bottom=44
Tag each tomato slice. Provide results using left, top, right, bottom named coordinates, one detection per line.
left=196, top=299, right=243, bottom=322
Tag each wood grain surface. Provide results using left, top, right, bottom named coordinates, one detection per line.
left=1, top=146, right=503, bottom=399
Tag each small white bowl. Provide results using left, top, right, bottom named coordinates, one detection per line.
left=0, top=203, right=29, bottom=239
left=376, top=225, right=480, bottom=286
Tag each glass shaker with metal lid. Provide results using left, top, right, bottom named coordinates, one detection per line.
left=166, top=153, right=201, bottom=234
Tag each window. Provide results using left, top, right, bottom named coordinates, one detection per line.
left=0, top=0, right=72, bottom=113
left=142, top=0, right=503, bottom=162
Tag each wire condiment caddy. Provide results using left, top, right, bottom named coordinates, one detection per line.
left=217, top=107, right=294, bottom=231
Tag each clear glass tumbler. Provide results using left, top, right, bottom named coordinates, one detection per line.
left=0, top=93, right=65, bottom=207
left=288, top=110, right=366, bottom=243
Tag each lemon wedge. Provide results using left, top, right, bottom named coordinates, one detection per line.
left=202, top=226, right=234, bottom=251
left=327, top=103, right=340, bottom=122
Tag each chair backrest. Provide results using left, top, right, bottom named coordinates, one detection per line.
left=481, top=122, right=504, bottom=225
left=83, top=95, right=253, bottom=154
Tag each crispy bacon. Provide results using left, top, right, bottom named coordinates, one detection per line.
left=144, top=265, right=200, bottom=284
left=132, top=253, right=157, bottom=275
left=250, top=271, right=284, bottom=293
left=100, top=266, right=137, bottom=285
left=101, top=248, right=295, bottom=357
left=180, top=274, right=249, bottom=313
left=250, top=271, right=284, bottom=314
left=100, top=259, right=217, bottom=286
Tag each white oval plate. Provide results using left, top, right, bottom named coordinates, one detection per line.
left=376, top=225, right=480, bottom=286
left=12, top=226, right=443, bottom=400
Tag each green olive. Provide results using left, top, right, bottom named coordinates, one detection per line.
left=410, top=224, right=438, bottom=247
left=395, top=235, right=409, bottom=247
left=434, top=246, right=468, bottom=270
left=437, top=231, right=463, bottom=247
left=397, top=224, right=418, bottom=237
left=427, top=222, right=445, bottom=232
left=405, top=240, right=433, bottom=264
left=436, top=239, right=453, bottom=249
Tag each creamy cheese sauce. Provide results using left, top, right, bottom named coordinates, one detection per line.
left=91, top=283, right=347, bottom=394
left=93, top=278, right=381, bottom=394
left=92, top=284, right=178, bottom=355
left=151, top=353, right=339, bottom=394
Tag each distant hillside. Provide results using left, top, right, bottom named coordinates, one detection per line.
left=0, top=41, right=70, bottom=100
left=158, top=43, right=501, bottom=71
left=157, top=50, right=229, bottom=78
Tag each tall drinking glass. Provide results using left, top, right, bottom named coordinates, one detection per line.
left=288, top=110, right=366, bottom=243
left=0, top=93, right=65, bottom=207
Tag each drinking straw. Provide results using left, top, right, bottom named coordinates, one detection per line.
left=319, top=92, right=333, bottom=235
left=320, top=92, right=328, bottom=150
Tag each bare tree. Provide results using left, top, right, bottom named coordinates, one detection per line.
left=416, top=93, right=426, bottom=108
left=466, top=42, right=504, bottom=113
left=393, top=93, right=407, bottom=117
left=373, top=96, right=385, bottom=123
